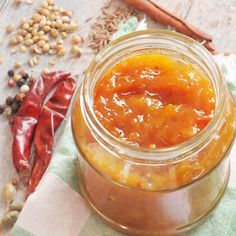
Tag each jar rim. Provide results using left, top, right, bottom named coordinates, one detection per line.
left=80, top=29, right=225, bottom=164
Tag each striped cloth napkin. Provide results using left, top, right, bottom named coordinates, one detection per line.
left=12, top=18, right=236, bottom=236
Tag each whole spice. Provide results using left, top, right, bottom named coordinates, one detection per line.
left=0, top=106, right=5, bottom=114
left=27, top=78, right=76, bottom=196
left=9, top=202, right=24, bottom=212
left=123, top=0, right=216, bottom=53
left=11, top=71, right=71, bottom=180
left=0, top=211, right=19, bottom=230
left=8, top=80, right=15, bottom=88
left=89, top=5, right=140, bottom=53
left=8, top=70, right=14, bottom=77
left=1, top=181, right=17, bottom=204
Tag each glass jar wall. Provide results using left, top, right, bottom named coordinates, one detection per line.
left=72, top=30, right=236, bottom=235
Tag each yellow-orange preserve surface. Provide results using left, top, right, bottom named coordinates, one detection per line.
left=94, top=54, right=215, bottom=148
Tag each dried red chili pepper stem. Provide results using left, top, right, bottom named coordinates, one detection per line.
left=11, top=71, right=71, bottom=181
left=124, top=0, right=216, bottom=53
left=27, top=78, right=76, bottom=196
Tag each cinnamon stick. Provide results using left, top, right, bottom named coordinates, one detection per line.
left=124, top=0, right=216, bottom=53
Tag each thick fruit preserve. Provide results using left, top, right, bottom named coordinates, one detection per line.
left=72, top=30, right=236, bottom=235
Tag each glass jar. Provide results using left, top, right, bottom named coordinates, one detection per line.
left=72, top=30, right=236, bottom=235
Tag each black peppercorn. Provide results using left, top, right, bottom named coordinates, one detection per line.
left=11, top=102, right=20, bottom=114
left=0, top=105, right=5, bottom=114
left=5, top=96, right=14, bottom=106
left=8, top=70, right=14, bottom=77
left=22, top=73, right=29, bottom=80
left=16, top=79, right=25, bottom=87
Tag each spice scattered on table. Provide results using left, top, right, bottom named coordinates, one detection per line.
left=0, top=69, right=35, bottom=117
left=1, top=180, right=17, bottom=204
left=7, top=0, right=83, bottom=66
left=27, top=77, right=76, bottom=196
left=89, top=3, right=141, bottom=53
left=10, top=71, right=71, bottom=181
left=123, top=0, right=216, bottom=53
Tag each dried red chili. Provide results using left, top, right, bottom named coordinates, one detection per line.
left=11, top=71, right=71, bottom=180
left=27, top=78, right=76, bottom=196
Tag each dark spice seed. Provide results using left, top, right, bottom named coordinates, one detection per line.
left=6, top=96, right=14, bottom=106
left=22, top=73, right=29, bottom=80
left=16, top=79, right=25, bottom=87
left=8, top=70, right=14, bottom=77
left=15, top=93, right=25, bottom=103
left=11, top=102, right=21, bottom=114
left=0, top=105, right=5, bottom=114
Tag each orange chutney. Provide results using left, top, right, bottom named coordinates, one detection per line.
left=94, top=54, right=215, bottom=148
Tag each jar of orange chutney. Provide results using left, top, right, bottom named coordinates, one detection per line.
left=72, top=30, right=236, bottom=235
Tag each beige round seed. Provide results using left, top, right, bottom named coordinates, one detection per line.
left=22, top=23, right=29, bottom=30
left=49, top=42, right=56, bottom=49
left=49, top=48, right=57, bottom=55
left=39, top=20, right=46, bottom=28
left=50, top=29, right=58, bottom=38
left=28, top=58, right=34, bottom=67
left=32, top=35, right=39, bottom=43
left=25, top=33, right=32, bottom=39
left=38, top=31, right=45, bottom=36
left=28, top=27, right=34, bottom=32
left=33, top=56, right=40, bottom=64
left=67, top=24, right=78, bottom=32
left=37, top=40, right=46, bottom=47
left=13, top=74, right=22, bottom=82
left=16, top=35, right=24, bottom=43
left=61, top=23, right=69, bottom=31
left=29, top=46, right=35, bottom=54
left=32, top=29, right=38, bottom=36
left=18, top=30, right=27, bottom=37
left=33, top=45, right=43, bottom=54
left=19, top=45, right=26, bottom=53
left=65, top=10, right=73, bottom=17
left=28, top=20, right=34, bottom=27
left=32, top=13, right=42, bottom=23
left=71, top=34, right=82, bottom=44
left=19, top=17, right=27, bottom=26
left=49, top=15, right=55, bottom=21
left=24, top=39, right=33, bottom=46
left=61, top=32, right=68, bottom=38
left=41, top=8, right=50, bottom=16
left=40, top=1, right=48, bottom=8
left=57, top=39, right=63, bottom=44
left=55, top=20, right=62, bottom=29
left=42, top=43, right=49, bottom=53
left=0, top=211, right=19, bottom=229
left=14, top=61, right=21, bottom=69
left=55, top=44, right=63, bottom=51
left=9, top=38, right=18, bottom=46
left=6, top=23, right=15, bottom=33
left=2, top=181, right=17, bottom=204
left=43, top=25, right=51, bottom=32
left=61, top=16, right=70, bottom=23
left=71, top=45, right=82, bottom=57
left=51, top=21, right=56, bottom=28
left=48, top=5, right=53, bottom=11
left=57, top=48, right=65, bottom=56
left=47, top=0, right=54, bottom=5
left=40, top=35, right=49, bottom=41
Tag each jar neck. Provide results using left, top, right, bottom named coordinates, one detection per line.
left=81, top=30, right=226, bottom=165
